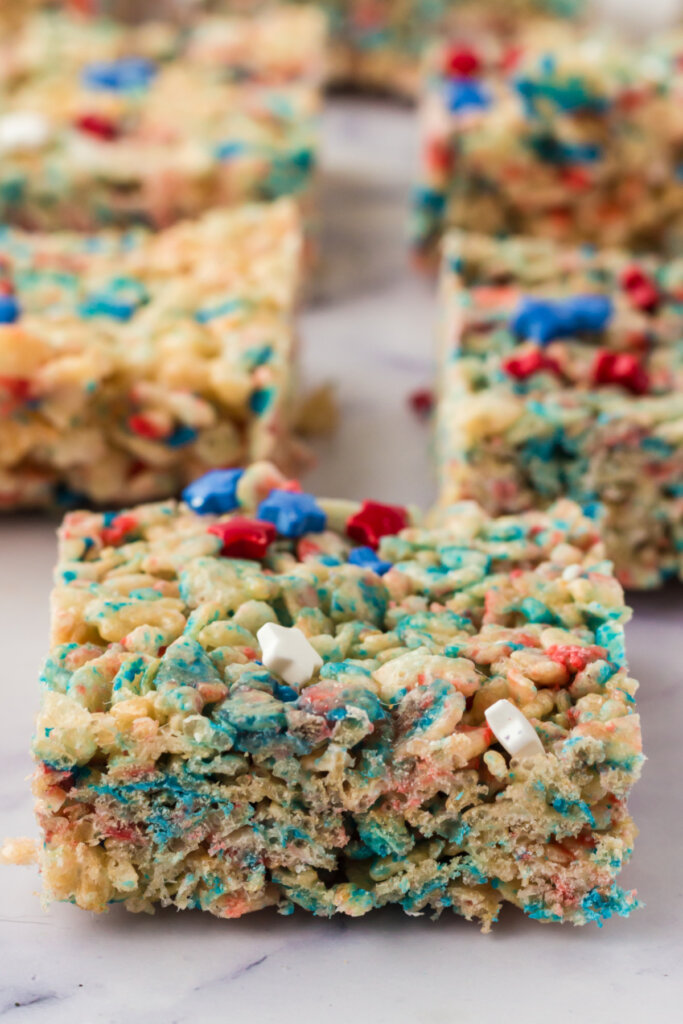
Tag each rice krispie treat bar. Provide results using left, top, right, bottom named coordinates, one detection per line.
left=0, top=198, right=306, bottom=510
left=15, top=460, right=642, bottom=929
left=0, top=5, right=324, bottom=229
left=185, top=0, right=586, bottom=98
left=412, top=27, right=683, bottom=263
left=435, top=232, right=683, bottom=589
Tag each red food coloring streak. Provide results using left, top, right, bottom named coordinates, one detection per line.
left=561, top=167, right=592, bottom=190
left=101, top=514, right=138, bottom=547
left=208, top=517, right=276, bottom=560
left=546, top=644, right=607, bottom=674
left=409, top=388, right=434, bottom=416
left=128, top=413, right=167, bottom=440
left=346, top=500, right=409, bottom=549
left=74, top=113, right=120, bottom=141
left=503, top=349, right=561, bottom=380
left=500, top=45, right=523, bottom=71
left=591, top=350, right=650, bottom=395
left=621, top=264, right=660, bottom=312
left=444, top=45, right=482, bottom=77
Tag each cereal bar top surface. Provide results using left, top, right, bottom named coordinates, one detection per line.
left=426, top=24, right=681, bottom=109
left=46, top=459, right=633, bottom=751
left=441, top=232, right=683, bottom=401
left=0, top=5, right=326, bottom=88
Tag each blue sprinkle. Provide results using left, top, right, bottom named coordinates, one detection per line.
left=257, top=490, right=326, bottom=538
left=448, top=78, right=491, bottom=113
left=82, top=57, right=157, bottom=92
left=182, top=468, right=244, bottom=515
left=0, top=293, right=20, bottom=323
left=166, top=425, right=197, bottom=448
left=348, top=546, right=392, bottom=576
left=511, top=294, right=613, bottom=345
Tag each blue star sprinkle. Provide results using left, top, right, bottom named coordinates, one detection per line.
left=257, top=490, right=326, bottom=538
left=182, top=469, right=244, bottom=515
left=510, top=295, right=613, bottom=345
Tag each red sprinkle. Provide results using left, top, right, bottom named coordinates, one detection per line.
left=346, top=500, right=409, bottom=549
left=101, top=513, right=138, bottom=547
left=128, top=414, right=167, bottom=441
left=591, top=350, right=650, bottom=396
left=74, top=113, right=120, bottom=141
left=546, top=644, right=607, bottom=674
left=620, top=265, right=660, bottom=312
left=208, top=517, right=276, bottom=560
left=0, top=375, right=33, bottom=402
left=444, top=45, right=482, bottom=77
left=409, top=388, right=434, bottom=416
left=503, top=349, right=561, bottom=380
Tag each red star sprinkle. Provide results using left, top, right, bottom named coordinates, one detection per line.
left=208, top=517, right=276, bottom=560
left=620, top=265, right=660, bottom=313
left=503, top=349, right=561, bottom=380
left=346, top=501, right=409, bottom=549
left=74, top=113, right=120, bottom=141
left=591, top=350, right=650, bottom=396
left=409, top=388, right=434, bottom=416
left=444, top=45, right=482, bottom=77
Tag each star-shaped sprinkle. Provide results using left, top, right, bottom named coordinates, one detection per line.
left=444, top=45, right=482, bottom=78
left=82, top=57, right=158, bottom=92
left=485, top=699, right=544, bottom=759
left=591, top=350, right=649, bottom=395
left=347, top=546, right=392, bottom=576
left=74, top=113, right=120, bottom=141
left=502, top=348, right=561, bottom=380
left=257, top=623, right=323, bottom=688
left=621, top=265, right=660, bottom=313
left=0, top=111, right=51, bottom=154
left=511, top=295, right=612, bottom=346
left=0, top=294, right=20, bottom=324
left=182, top=469, right=244, bottom=515
left=257, top=490, right=326, bottom=538
left=448, top=78, right=490, bottom=114
left=346, top=500, right=408, bottom=549
left=208, top=517, right=276, bottom=560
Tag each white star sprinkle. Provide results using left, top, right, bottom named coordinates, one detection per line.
left=257, top=623, right=323, bottom=689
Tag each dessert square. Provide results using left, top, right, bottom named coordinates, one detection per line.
left=25, top=461, right=642, bottom=928
left=0, top=4, right=325, bottom=229
left=435, top=231, right=683, bottom=588
left=0, top=198, right=306, bottom=510
left=412, top=27, right=683, bottom=263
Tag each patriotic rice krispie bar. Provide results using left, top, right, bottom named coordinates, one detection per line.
left=0, top=5, right=324, bottom=229
left=0, top=198, right=306, bottom=510
left=412, top=27, right=683, bottom=263
left=435, top=232, right=683, bottom=589
left=186, top=0, right=586, bottom=98
left=16, top=461, right=643, bottom=929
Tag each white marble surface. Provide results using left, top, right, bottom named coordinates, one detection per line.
left=2, top=92, right=683, bottom=1023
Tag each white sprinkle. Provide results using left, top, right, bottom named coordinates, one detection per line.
left=257, top=622, right=323, bottom=689
left=485, top=699, right=544, bottom=759
left=0, top=112, right=51, bottom=154
left=562, top=564, right=582, bottom=582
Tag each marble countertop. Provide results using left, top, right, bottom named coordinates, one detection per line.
left=1, top=93, right=683, bottom=1024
